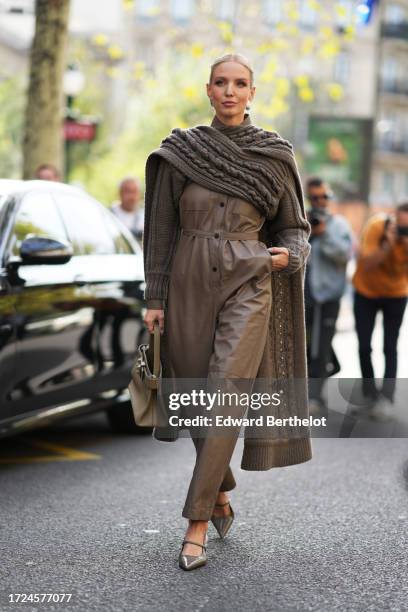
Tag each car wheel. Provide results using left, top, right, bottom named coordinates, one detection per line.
left=106, top=401, right=153, bottom=435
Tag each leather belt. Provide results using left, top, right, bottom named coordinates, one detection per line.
left=181, top=229, right=259, bottom=240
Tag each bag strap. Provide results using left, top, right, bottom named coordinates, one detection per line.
left=150, top=321, right=161, bottom=377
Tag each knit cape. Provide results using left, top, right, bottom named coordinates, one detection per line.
left=147, top=115, right=305, bottom=221
left=144, top=114, right=313, bottom=470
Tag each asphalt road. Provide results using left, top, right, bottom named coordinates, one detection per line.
left=0, top=412, right=407, bottom=612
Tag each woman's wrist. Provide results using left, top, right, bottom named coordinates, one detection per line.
left=146, top=299, right=165, bottom=310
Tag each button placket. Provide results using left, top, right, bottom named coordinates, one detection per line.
left=214, top=195, right=227, bottom=284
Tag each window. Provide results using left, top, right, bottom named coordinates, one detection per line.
left=215, top=0, right=235, bottom=20
left=171, top=0, right=195, bottom=22
left=333, top=51, right=350, bottom=84
left=336, top=0, right=355, bottom=27
left=382, top=171, right=394, bottom=195
left=299, top=0, right=316, bottom=28
left=135, top=0, right=160, bottom=18
left=10, top=192, right=67, bottom=256
left=385, top=3, right=406, bottom=24
left=263, top=0, right=282, bottom=25
left=0, top=0, right=34, bottom=13
left=101, top=209, right=135, bottom=255
left=56, top=194, right=116, bottom=255
left=381, top=57, right=397, bottom=89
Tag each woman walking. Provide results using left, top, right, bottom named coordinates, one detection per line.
left=143, top=53, right=312, bottom=570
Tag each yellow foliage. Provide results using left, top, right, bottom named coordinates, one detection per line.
left=268, top=97, right=289, bottom=118
left=334, top=4, right=347, bottom=18
left=276, top=22, right=288, bottom=33
left=294, top=75, right=309, bottom=88
left=256, top=42, right=275, bottom=54
left=146, top=5, right=160, bottom=15
left=92, top=33, right=108, bottom=46
left=276, top=22, right=298, bottom=35
left=343, top=24, right=355, bottom=40
left=275, top=77, right=290, bottom=97
left=319, top=25, right=333, bottom=38
left=327, top=82, right=344, bottom=100
left=306, top=0, right=321, bottom=10
left=301, top=36, right=314, bottom=55
left=106, top=66, right=119, bottom=79
left=217, top=21, right=234, bottom=44
left=298, top=87, right=314, bottom=102
left=190, top=43, right=204, bottom=58
left=182, top=85, right=199, bottom=100
left=287, top=8, right=300, bottom=21
left=145, top=77, right=158, bottom=90
left=259, top=58, right=277, bottom=84
left=319, top=39, right=340, bottom=58
left=122, top=0, right=134, bottom=10
left=277, top=39, right=290, bottom=51
left=108, top=45, right=124, bottom=60
left=133, top=61, right=146, bottom=80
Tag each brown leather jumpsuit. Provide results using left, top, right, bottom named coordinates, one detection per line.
left=166, top=180, right=273, bottom=520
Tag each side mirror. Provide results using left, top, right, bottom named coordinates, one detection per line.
left=19, top=236, right=73, bottom=265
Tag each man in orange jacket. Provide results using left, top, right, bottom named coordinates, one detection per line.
left=352, top=202, right=408, bottom=420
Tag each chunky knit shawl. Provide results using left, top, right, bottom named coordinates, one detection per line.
left=144, top=113, right=313, bottom=470
left=146, top=114, right=306, bottom=223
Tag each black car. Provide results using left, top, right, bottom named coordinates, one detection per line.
left=0, top=179, right=148, bottom=438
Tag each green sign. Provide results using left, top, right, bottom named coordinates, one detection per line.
left=305, top=116, right=372, bottom=201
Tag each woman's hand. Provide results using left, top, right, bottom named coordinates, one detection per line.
left=144, top=309, right=165, bottom=334
left=268, top=247, right=289, bottom=271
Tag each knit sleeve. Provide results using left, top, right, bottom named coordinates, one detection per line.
left=267, top=162, right=311, bottom=275
left=143, top=157, right=187, bottom=309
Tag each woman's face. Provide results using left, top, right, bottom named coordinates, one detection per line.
left=207, top=61, right=255, bottom=123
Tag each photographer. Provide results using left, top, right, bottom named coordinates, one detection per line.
left=352, top=202, right=408, bottom=420
left=305, top=177, right=353, bottom=414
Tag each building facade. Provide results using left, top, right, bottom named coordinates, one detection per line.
left=370, top=0, right=408, bottom=205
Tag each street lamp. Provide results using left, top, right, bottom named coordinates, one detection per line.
left=63, top=64, right=85, bottom=180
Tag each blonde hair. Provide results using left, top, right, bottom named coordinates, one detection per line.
left=209, top=53, right=254, bottom=87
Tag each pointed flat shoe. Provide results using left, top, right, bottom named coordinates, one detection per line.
left=178, top=533, right=208, bottom=571
left=211, top=501, right=234, bottom=539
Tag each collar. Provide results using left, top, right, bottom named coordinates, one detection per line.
left=210, top=112, right=252, bottom=130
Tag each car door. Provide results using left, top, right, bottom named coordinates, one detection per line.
left=5, top=190, right=99, bottom=417
left=0, top=195, right=17, bottom=421
left=54, top=191, right=146, bottom=395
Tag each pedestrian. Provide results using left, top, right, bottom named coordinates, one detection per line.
left=34, top=163, right=61, bottom=181
left=352, top=202, right=408, bottom=420
left=142, top=53, right=312, bottom=571
left=111, top=176, right=144, bottom=242
left=304, top=177, right=353, bottom=414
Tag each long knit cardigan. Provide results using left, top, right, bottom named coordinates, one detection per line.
left=142, top=113, right=313, bottom=470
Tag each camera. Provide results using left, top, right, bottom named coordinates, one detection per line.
left=308, top=209, right=327, bottom=227
left=397, top=225, right=408, bottom=237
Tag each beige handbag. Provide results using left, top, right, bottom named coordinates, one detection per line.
left=128, top=321, right=164, bottom=427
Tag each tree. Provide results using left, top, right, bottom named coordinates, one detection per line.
left=22, top=0, right=70, bottom=179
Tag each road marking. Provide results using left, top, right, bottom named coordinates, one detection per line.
left=0, top=437, right=101, bottom=464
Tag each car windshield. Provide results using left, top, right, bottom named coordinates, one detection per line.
left=0, top=194, right=10, bottom=214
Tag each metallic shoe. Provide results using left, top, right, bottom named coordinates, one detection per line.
left=178, top=533, right=208, bottom=571
left=211, top=501, right=234, bottom=539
